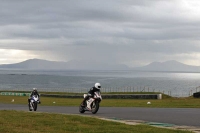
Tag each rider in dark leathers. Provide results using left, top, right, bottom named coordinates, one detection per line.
left=28, top=88, right=40, bottom=104
left=81, top=83, right=101, bottom=106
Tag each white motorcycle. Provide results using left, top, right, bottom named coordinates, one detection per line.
left=29, top=95, right=40, bottom=111
left=79, top=91, right=102, bottom=114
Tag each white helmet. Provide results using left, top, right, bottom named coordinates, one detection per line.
left=33, top=88, right=37, bottom=91
left=95, top=83, right=101, bottom=89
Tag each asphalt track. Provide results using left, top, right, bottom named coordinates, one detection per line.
left=0, top=103, right=200, bottom=127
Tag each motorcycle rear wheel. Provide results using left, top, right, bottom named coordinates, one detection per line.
left=79, top=104, right=85, bottom=113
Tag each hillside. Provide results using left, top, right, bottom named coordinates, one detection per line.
left=0, top=59, right=129, bottom=70
left=1, top=59, right=199, bottom=72
left=133, top=60, right=200, bottom=72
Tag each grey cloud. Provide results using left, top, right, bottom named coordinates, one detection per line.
left=0, top=0, right=200, bottom=67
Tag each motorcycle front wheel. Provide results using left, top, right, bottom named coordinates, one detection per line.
left=91, top=101, right=99, bottom=114
left=34, top=102, right=37, bottom=111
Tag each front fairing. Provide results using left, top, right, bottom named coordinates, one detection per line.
left=94, top=91, right=102, bottom=101
left=31, top=95, right=39, bottom=102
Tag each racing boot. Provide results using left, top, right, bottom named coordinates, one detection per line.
left=81, top=95, right=89, bottom=106
left=81, top=99, right=86, bottom=106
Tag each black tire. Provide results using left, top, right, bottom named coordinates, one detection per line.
left=91, top=101, right=99, bottom=114
left=79, top=104, right=85, bottom=113
left=34, top=102, right=37, bottom=111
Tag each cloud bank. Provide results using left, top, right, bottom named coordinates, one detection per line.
left=0, top=0, right=200, bottom=66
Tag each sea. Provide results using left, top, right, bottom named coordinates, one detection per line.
left=0, top=69, right=200, bottom=97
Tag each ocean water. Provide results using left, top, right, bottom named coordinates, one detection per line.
left=0, top=70, right=200, bottom=97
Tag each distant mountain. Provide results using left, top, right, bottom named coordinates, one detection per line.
left=1, top=59, right=199, bottom=71
left=0, top=59, right=68, bottom=70
left=133, top=60, right=200, bottom=72
left=0, top=59, right=129, bottom=70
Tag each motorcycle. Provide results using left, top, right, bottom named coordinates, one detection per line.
left=28, top=95, right=40, bottom=111
left=79, top=91, right=102, bottom=114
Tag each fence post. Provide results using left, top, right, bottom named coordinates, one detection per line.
left=157, top=94, right=162, bottom=99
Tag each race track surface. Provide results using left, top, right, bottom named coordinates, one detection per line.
left=0, top=103, right=200, bottom=127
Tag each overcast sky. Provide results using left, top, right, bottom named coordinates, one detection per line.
left=0, top=0, right=200, bottom=67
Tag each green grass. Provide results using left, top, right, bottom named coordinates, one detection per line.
left=0, top=95, right=200, bottom=108
left=0, top=110, right=192, bottom=133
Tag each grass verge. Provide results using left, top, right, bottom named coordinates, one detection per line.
left=0, top=95, right=200, bottom=108
left=0, top=110, right=192, bottom=133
